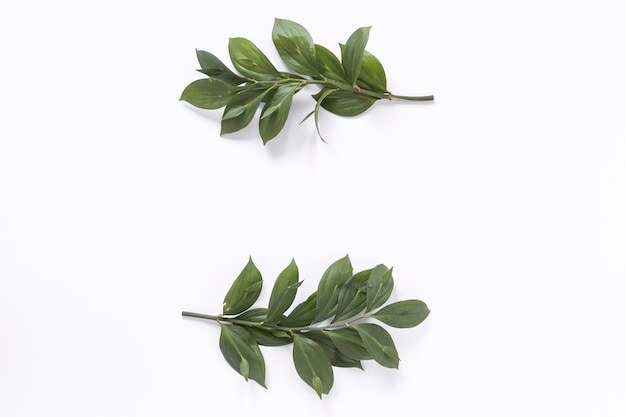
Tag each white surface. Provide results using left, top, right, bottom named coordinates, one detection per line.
left=1, top=1, right=625, bottom=415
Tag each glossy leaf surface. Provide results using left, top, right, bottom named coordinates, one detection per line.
left=266, top=258, right=302, bottom=323
left=324, top=327, right=372, bottom=361
left=314, top=255, right=353, bottom=322
left=332, top=268, right=371, bottom=323
left=196, top=49, right=246, bottom=85
left=314, top=44, right=348, bottom=83
left=259, top=84, right=301, bottom=143
left=219, top=324, right=266, bottom=387
left=223, top=257, right=263, bottom=315
left=293, top=334, right=334, bottom=398
left=228, top=37, right=281, bottom=80
left=341, top=26, right=371, bottom=85
left=305, top=331, right=363, bottom=369
left=282, top=292, right=317, bottom=327
left=221, top=87, right=272, bottom=135
left=234, top=309, right=291, bottom=345
left=313, top=89, right=377, bottom=117
left=180, top=78, right=239, bottom=109
left=372, top=300, right=431, bottom=328
left=353, top=323, right=400, bottom=369
left=358, top=50, right=387, bottom=92
left=272, top=18, right=318, bottom=76
left=366, top=264, right=394, bottom=312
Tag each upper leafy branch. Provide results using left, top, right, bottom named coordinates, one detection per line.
left=180, top=18, right=434, bottom=144
left=182, top=255, right=430, bottom=399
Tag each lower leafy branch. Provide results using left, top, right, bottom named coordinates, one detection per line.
left=182, top=255, right=430, bottom=399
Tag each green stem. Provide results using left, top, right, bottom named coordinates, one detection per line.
left=250, top=77, right=434, bottom=102
left=181, top=310, right=369, bottom=333
left=388, top=94, right=435, bottom=101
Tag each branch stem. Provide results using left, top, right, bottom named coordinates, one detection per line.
left=181, top=310, right=370, bottom=333
left=250, top=77, right=434, bottom=102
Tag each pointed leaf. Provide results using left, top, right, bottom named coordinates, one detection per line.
left=228, top=37, right=281, bottom=80
left=324, top=328, right=372, bottom=361
left=266, top=258, right=302, bottom=323
left=312, top=89, right=377, bottom=117
left=315, top=44, right=348, bottom=83
left=332, top=268, right=371, bottom=323
left=310, top=87, right=338, bottom=142
left=314, top=255, right=353, bottom=322
left=223, top=257, right=263, bottom=315
left=358, top=50, right=387, bottom=92
left=304, top=331, right=363, bottom=369
left=272, top=18, right=318, bottom=76
left=180, top=78, right=240, bottom=110
left=219, top=324, right=266, bottom=387
left=233, top=309, right=292, bottom=345
left=282, top=292, right=317, bottom=327
left=221, top=87, right=272, bottom=135
left=259, top=84, right=301, bottom=144
left=196, top=49, right=247, bottom=85
left=248, top=327, right=293, bottom=346
left=234, top=307, right=268, bottom=322
left=353, top=323, right=400, bottom=369
left=341, top=26, right=371, bottom=85
left=366, top=264, right=394, bottom=312
left=293, top=334, right=334, bottom=398
left=372, top=300, right=430, bottom=328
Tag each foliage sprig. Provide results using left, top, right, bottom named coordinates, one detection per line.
left=180, top=18, right=434, bottom=144
left=182, top=255, right=430, bottom=399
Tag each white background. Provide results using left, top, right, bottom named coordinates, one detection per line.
left=1, top=1, right=625, bottom=415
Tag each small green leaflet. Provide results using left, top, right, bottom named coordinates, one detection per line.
left=180, top=18, right=434, bottom=144
left=182, top=256, right=429, bottom=398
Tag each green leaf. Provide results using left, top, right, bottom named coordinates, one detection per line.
left=310, top=87, right=338, bottom=142
left=314, top=255, right=353, bottom=322
left=180, top=78, right=240, bottom=110
left=233, top=307, right=268, bottom=322
left=352, top=323, right=400, bottom=369
left=312, top=89, right=377, bottom=117
left=266, top=258, right=302, bottom=323
left=248, top=327, right=293, bottom=346
left=228, top=37, right=281, bottom=81
left=221, top=87, right=272, bottom=135
left=272, top=18, right=318, bottom=76
left=196, top=49, right=247, bottom=85
left=293, top=334, right=334, bottom=398
left=282, top=292, right=317, bottom=327
left=358, top=50, right=387, bottom=92
left=372, top=300, right=430, bottom=328
left=219, top=324, right=267, bottom=387
left=233, top=309, right=292, bottom=345
left=332, top=268, right=371, bottom=323
left=366, top=264, right=394, bottom=312
left=315, top=44, right=348, bottom=83
left=341, top=26, right=371, bottom=85
left=305, top=331, right=363, bottom=369
left=259, top=84, right=301, bottom=144
left=324, top=328, right=372, bottom=361
left=223, top=257, right=263, bottom=315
